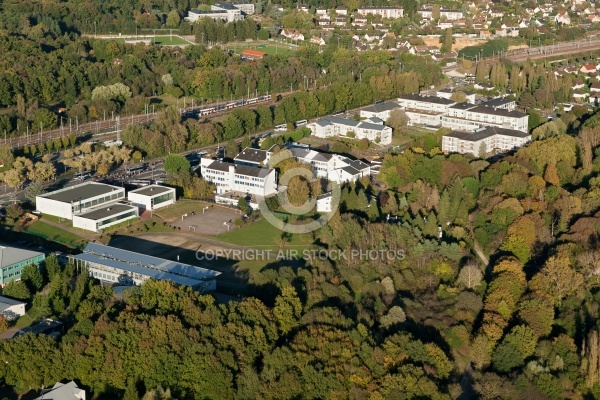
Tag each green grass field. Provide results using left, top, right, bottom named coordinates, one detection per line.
left=217, top=218, right=313, bottom=252
left=110, top=35, right=193, bottom=46
left=25, top=221, right=87, bottom=248
left=155, top=200, right=214, bottom=220
left=227, top=42, right=298, bottom=57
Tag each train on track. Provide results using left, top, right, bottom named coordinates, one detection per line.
left=198, top=95, right=272, bottom=116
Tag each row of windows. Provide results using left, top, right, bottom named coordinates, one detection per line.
left=96, top=211, right=138, bottom=229
left=92, top=270, right=117, bottom=281
left=235, top=181, right=260, bottom=187
left=72, top=192, right=123, bottom=213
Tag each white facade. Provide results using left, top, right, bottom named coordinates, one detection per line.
left=308, top=116, right=392, bottom=145
left=360, top=101, right=401, bottom=121
left=316, top=192, right=333, bottom=213
left=404, top=109, right=444, bottom=128
left=128, top=185, right=176, bottom=210
left=440, top=9, right=464, bottom=20
left=201, top=159, right=277, bottom=196
left=397, top=94, right=456, bottom=113
left=442, top=105, right=528, bottom=132
left=357, top=7, right=404, bottom=18
left=436, top=89, right=477, bottom=104
left=442, top=127, right=531, bottom=156
left=36, top=182, right=126, bottom=220
left=0, top=296, right=26, bottom=320
left=185, top=6, right=242, bottom=23
left=72, top=204, right=139, bottom=232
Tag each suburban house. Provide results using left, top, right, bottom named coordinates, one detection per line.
left=442, top=126, right=532, bottom=156
left=316, top=192, right=334, bottom=212
left=590, top=82, right=600, bottom=92
left=308, top=116, right=392, bottom=145
left=35, top=381, right=86, bottom=400
left=71, top=243, right=220, bottom=292
left=200, top=158, right=277, bottom=196
left=554, top=11, right=571, bottom=25
left=580, top=64, right=597, bottom=74
left=0, top=245, right=45, bottom=286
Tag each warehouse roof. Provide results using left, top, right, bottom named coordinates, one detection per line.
left=75, top=204, right=138, bottom=221
left=129, top=185, right=174, bottom=197
left=0, top=246, right=44, bottom=269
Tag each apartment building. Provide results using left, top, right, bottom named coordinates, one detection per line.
left=397, top=94, right=456, bottom=113
left=357, top=6, right=404, bottom=19
left=308, top=116, right=392, bottom=145
left=442, top=126, right=531, bottom=156
left=442, top=104, right=528, bottom=132
left=200, top=158, right=277, bottom=196
left=185, top=5, right=243, bottom=23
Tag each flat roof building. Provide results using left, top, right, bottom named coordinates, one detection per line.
left=36, top=182, right=125, bottom=220
left=234, top=148, right=270, bottom=167
left=0, top=245, right=45, bottom=286
left=128, top=185, right=176, bottom=210
left=71, top=243, right=221, bottom=292
left=72, top=203, right=139, bottom=232
left=200, top=158, right=277, bottom=196
left=0, top=295, right=26, bottom=320
left=442, top=126, right=531, bottom=156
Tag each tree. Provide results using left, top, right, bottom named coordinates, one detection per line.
left=0, top=145, right=15, bottom=166
left=456, top=263, right=483, bottom=290
left=257, top=29, right=270, bottom=40
left=380, top=305, right=407, bottom=328
left=163, top=154, right=191, bottom=181
left=530, top=253, right=584, bottom=306
left=24, top=181, right=44, bottom=206
left=440, top=28, right=453, bottom=53
left=166, top=10, right=180, bottom=27
left=286, top=176, right=310, bottom=207
left=32, top=108, right=57, bottom=130
left=273, top=285, right=302, bottom=334
left=1, top=280, right=30, bottom=300
left=2, top=168, right=24, bottom=189
left=21, top=264, right=44, bottom=292
left=224, top=139, right=239, bottom=159
left=544, top=163, right=560, bottom=186
left=44, top=255, right=61, bottom=281
left=0, top=315, right=8, bottom=333
left=387, top=109, right=409, bottom=132
left=450, top=91, right=467, bottom=103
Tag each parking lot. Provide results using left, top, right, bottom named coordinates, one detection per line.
left=171, top=206, right=241, bottom=235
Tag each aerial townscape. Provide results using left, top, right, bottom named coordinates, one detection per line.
left=3, top=0, right=600, bottom=399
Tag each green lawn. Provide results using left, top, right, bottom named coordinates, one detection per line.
left=25, top=221, right=86, bottom=248
left=227, top=42, right=297, bottom=57
left=15, top=305, right=47, bottom=329
left=110, top=35, right=193, bottom=46
left=217, top=218, right=313, bottom=252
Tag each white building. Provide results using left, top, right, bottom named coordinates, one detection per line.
left=70, top=242, right=220, bottom=292
left=128, top=185, right=176, bottom=210
left=316, top=192, right=334, bottom=212
left=72, top=203, right=139, bottom=232
left=441, top=104, right=529, bottom=132
left=360, top=101, right=402, bottom=121
left=480, top=97, right=516, bottom=111
left=308, top=116, right=392, bottom=145
left=36, top=182, right=126, bottom=220
left=436, top=88, right=477, bottom=104
left=0, top=295, right=25, bottom=321
left=397, top=94, right=456, bottom=113
left=268, top=145, right=371, bottom=184
left=357, top=7, right=404, bottom=19
left=185, top=5, right=242, bottom=23
left=228, top=1, right=255, bottom=15
left=442, top=126, right=531, bottom=156
left=35, top=381, right=86, bottom=400
left=440, top=9, right=464, bottom=20
left=200, top=159, right=277, bottom=196
left=233, top=148, right=270, bottom=167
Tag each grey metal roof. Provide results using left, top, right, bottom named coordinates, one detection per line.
left=446, top=126, right=530, bottom=141
left=214, top=2, right=238, bottom=9
left=317, top=192, right=332, bottom=200
left=398, top=94, right=456, bottom=105
left=73, top=243, right=220, bottom=286
left=0, top=295, right=25, bottom=311
left=76, top=204, right=137, bottom=221
left=361, top=102, right=400, bottom=113
left=234, top=148, right=268, bottom=164
left=234, top=164, right=273, bottom=178
left=341, top=166, right=360, bottom=175
left=449, top=103, right=475, bottom=110
left=205, top=160, right=232, bottom=173
left=0, top=246, right=44, bottom=269
left=40, top=182, right=122, bottom=204
left=468, top=106, right=527, bottom=118
left=35, top=381, right=84, bottom=400
left=357, top=121, right=388, bottom=131
left=480, top=97, right=515, bottom=107
left=129, top=185, right=174, bottom=197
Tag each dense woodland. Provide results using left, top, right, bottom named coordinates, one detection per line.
left=2, top=108, right=600, bottom=399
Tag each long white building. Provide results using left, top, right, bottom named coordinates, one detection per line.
left=357, top=6, right=404, bottom=18
left=442, top=104, right=528, bottom=132
left=185, top=5, right=243, bottom=22
left=442, top=126, right=531, bottom=156
left=308, top=116, right=392, bottom=145
left=200, top=158, right=277, bottom=196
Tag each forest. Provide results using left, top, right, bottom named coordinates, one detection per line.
left=1, top=106, right=600, bottom=399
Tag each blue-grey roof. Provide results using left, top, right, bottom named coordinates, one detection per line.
left=72, top=243, right=220, bottom=287
left=0, top=245, right=44, bottom=269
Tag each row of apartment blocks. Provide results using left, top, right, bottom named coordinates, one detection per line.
left=307, top=116, right=393, bottom=145
left=199, top=145, right=371, bottom=206
left=185, top=2, right=254, bottom=23
left=358, top=94, right=530, bottom=156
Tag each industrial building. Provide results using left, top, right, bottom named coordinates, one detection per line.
left=0, top=245, right=45, bottom=286
left=72, top=203, right=139, bottom=232
left=70, top=243, right=221, bottom=292
left=0, top=295, right=26, bottom=321
left=128, top=185, right=176, bottom=210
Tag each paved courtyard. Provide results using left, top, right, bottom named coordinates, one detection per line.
left=172, top=206, right=241, bottom=235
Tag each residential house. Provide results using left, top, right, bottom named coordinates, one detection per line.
left=335, top=6, right=347, bottom=15
left=581, top=64, right=597, bottom=74
left=316, top=192, right=334, bottom=213
left=440, top=9, right=464, bottom=21
left=308, top=116, right=392, bottom=145
left=590, top=82, right=600, bottom=92
left=357, top=6, right=404, bottom=19
left=555, top=11, right=571, bottom=24
left=297, top=4, right=309, bottom=12
left=280, top=29, right=305, bottom=41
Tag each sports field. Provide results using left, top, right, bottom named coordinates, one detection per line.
left=227, top=42, right=298, bottom=56
left=111, top=35, right=194, bottom=46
